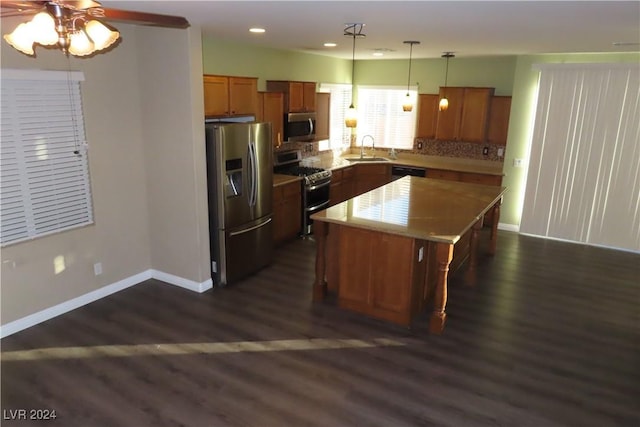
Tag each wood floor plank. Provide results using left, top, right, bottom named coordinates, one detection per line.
left=2, top=231, right=639, bottom=426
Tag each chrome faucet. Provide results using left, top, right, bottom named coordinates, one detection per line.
left=361, top=135, right=375, bottom=159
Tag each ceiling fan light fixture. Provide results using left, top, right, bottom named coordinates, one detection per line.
left=3, top=22, right=35, bottom=56
left=2, top=1, right=123, bottom=57
left=84, top=20, right=119, bottom=50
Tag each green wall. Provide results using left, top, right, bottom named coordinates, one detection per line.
left=202, top=35, right=639, bottom=229
left=201, top=38, right=351, bottom=90
left=356, top=56, right=517, bottom=95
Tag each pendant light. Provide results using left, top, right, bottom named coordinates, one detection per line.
left=344, top=23, right=365, bottom=128
left=439, top=52, right=455, bottom=111
left=402, top=40, right=420, bottom=112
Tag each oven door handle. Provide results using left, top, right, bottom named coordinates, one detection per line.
left=305, top=200, right=330, bottom=213
left=306, top=179, right=331, bottom=191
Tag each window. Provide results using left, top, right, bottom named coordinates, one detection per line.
left=318, top=83, right=352, bottom=151
left=356, top=85, right=418, bottom=150
left=1, top=69, right=94, bottom=246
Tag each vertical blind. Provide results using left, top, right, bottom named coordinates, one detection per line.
left=1, top=69, right=94, bottom=246
left=520, top=64, right=640, bottom=252
left=357, top=85, right=417, bottom=150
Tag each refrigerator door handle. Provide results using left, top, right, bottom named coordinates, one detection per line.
left=247, top=141, right=257, bottom=206
left=229, top=217, right=272, bottom=237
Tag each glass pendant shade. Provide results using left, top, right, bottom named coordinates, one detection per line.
left=345, top=104, right=358, bottom=128
left=439, top=97, right=449, bottom=111
left=3, top=23, right=35, bottom=55
left=403, top=93, right=413, bottom=112
left=30, top=12, right=58, bottom=45
left=68, top=30, right=95, bottom=56
left=85, top=20, right=119, bottom=51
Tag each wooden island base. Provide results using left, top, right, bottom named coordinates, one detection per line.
left=311, top=177, right=505, bottom=334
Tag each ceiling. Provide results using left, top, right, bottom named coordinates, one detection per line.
left=33, top=1, right=640, bottom=60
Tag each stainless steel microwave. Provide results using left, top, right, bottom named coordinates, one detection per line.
left=284, top=112, right=316, bottom=142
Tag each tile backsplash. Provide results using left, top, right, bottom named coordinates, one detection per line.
left=274, top=138, right=506, bottom=163
left=413, top=138, right=505, bottom=162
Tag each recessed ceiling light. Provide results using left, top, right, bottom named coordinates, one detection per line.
left=249, top=28, right=265, bottom=33
left=373, top=52, right=384, bottom=57
left=324, top=42, right=337, bottom=47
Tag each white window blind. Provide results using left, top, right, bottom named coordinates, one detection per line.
left=1, top=69, right=93, bottom=246
left=318, top=83, right=352, bottom=150
left=357, top=85, right=417, bottom=150
left=520, top=63, right=640, bottom=252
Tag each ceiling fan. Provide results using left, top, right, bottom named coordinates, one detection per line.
left=1, top=0, right=189, bottom=56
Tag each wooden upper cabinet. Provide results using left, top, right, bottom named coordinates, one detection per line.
left=203, top=75, right=257, bottom=117
left=266, top=80, right=316, bottom=112
left=435, top=87, right=493, bottom=142
left=228, top=77, right=258, bottom=116
left=487, top=96, right=512, bottom=145
left=459, top=87, right=494, bottom=143
left=315, top=92, right=330, bottom=140
left=203, top=75, right=229, bottom=117
left=435, top=87, right=465, bottom=141
left=416, top=94, right=439, bottom=138
left=259, top=91, right=284, bottom=148
left=302, top=82, right=316, bottom=112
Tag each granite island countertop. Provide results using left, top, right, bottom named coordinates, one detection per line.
left=273, top=174, right=302, bottom=187
left=311, top=176, right=507, bottom=244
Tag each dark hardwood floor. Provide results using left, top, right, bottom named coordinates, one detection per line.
left=1, top=231, right=639, bottom=427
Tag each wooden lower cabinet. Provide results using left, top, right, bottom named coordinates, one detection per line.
left=273, top=181, right=301, bottom=245
left=335, top=226, right=427, bottom=326
left=354, top=163, right=391, bottom=195
left=329, top=166, right=355, bottom=206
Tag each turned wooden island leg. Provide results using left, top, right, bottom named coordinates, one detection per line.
left=430, top=242, right=454, bottom=334
left=465, top=219, right=482, bottom=286
left=489, top=201, right=501, bottom=256
left=313, top=220, right=328, bottom=301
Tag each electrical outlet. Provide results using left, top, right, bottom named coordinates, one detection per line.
left=482, top=146, right=489, bottom=156
left=513, top=158, right=524, bottom=168
left=93, top=262, right=102, bottom=276
left=417, top=141, right=423, bottom=150
left=498, top=147, right=504, bottom=157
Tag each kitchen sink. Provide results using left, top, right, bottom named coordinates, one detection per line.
left=345, top=157, right=390, bottom=162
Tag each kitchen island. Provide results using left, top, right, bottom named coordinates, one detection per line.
left=311, top=176, right=507, bottom=334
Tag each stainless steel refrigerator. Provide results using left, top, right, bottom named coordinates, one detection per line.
left=205, top=122, right=273, bottom=286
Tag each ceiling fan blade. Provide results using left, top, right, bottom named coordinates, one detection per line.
left=0, top=0, right=47, bottom=11
left=100, top=7, right=189, bottom=29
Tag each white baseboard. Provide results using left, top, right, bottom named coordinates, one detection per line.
left=498, top=222, right=520, bottom=232
left=0, top=270, right=151, bottom=339
left=150, top=269, right=213, bottom=293
left=1, top=269, right=212, bottom=338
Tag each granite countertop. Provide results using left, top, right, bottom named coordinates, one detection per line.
left=301, top=152, right=505, bottom=176
left=311, top=176, right=507, bottom=244
left=273, top=174, right=302, bottom=187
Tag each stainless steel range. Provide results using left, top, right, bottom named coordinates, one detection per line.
left=274, top=150, right=332, bottom=235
